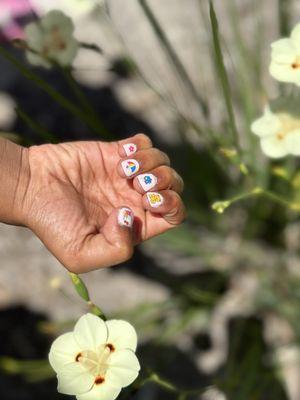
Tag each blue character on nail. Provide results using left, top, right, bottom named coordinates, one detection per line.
left=144, top=176, right=152, bottom=185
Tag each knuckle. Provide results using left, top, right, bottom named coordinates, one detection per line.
left=62, top=247, right=87, bottom=273
left=117, top=243, right=134, bottom=263
left=152, top=149, right=170, bottom=165
left=174, top=171, right=184, bottom=192
left=64, top=256, right=85, bottom=274
left=136, top=133, right=152, bottom=147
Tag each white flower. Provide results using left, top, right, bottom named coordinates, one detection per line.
left=49, top=313, right=140, bottom=400
left=24, top=10, right=78, bottom=68
left=270, top=23, right=300, bottom=85
left=251, top=98, right=300, bottom=158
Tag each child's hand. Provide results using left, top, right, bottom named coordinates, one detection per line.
left=22, top=134, right=185, bottom=272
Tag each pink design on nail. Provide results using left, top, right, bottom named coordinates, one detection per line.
left=123, top=143, right=137, bottom=156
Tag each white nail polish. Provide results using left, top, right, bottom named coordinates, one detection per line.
left=147, top=192, right=164, bottom=208
left=123, top=143, right=137, bottom=156
left=118, top=207, right=134, bottom=228
left=121, top=159, right=140, bottom=177
left=137, top=173, right=157, bottom=191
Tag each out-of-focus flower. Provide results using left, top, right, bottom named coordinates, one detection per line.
left=270, top=23, right=300, bottom=86
left=24, top=10, right=78, bottom=68
left=32, top=0, right=105, bottom=20
left=251, top=97, right=300, bottom=158
left=49, top=276, right=62, bottom=290
left=49, top=313, right=140, bottom=400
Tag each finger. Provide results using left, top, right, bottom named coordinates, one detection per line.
left=133, top=166, right=184, bottom=194
left=118, top=133, right=152, bottom=157
left=64, top=207, right=135, bottom=273
left=142, top=190, right=186, bottom=226
left=118, top=148, right=170, bottom=179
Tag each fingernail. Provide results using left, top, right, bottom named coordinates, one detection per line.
left=147, top=192, right=164, bottom=208
left=123, top=143, right=137, bottom=156
left=137, top=173, right=157, bottom=191
left=118, top=207, right=134, bottom=228
left=121, top=159, right=140, bottom=177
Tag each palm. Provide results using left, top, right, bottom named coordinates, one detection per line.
left=27, top=141, right=171, bottom=263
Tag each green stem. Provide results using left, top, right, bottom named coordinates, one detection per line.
left=0, top=45, right=104, bottom=136
left=69, top=273, right=107, bottom=320
left=212, top=187, right=300, bottom=214
left=79, top=42, right=103, bottom=54
left=60, top=67, right=110, bottom=139
left=138, top=0, right=208, bottom=117
left=134, top=372, right=208, bottom=399
left=16, top=106, right=58, bottom=143
left=209, top=1, right=241, bottom=156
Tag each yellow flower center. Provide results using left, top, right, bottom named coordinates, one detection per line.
left=276, top=112, right=300, bottom=140
left=75, top=344, right=115, bottom=384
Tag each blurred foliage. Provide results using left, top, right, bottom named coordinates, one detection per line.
left=1, top=0, right=300, bottom=399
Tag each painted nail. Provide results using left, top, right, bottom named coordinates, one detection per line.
left=121, top=159, right=140, bottom=177
left=118, top=207, right=134, bottom=228
left=137, top=173, right=157, bottom=191
left=147, top=192, right=164, bottom=208
left=123, top=143, right=137, bottom=156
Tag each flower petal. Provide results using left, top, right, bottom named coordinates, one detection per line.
left=291, top=23, right=300, bottom=44
left=271, top=38, right=297, bottom=64
left=284, top=129, right=300, bottom=155
left=260, top=136, right=288, bottom=159
left=57, top=362, right=95, bottom=395
left=41, top=10, right=75, bottom=35
left=106, top=349, right=140, bottom=388
left=269, top=62, right=300, bottom=86
left=251, top=108, right=281, bottom=138
left=74, top=313, right=108, bottom=350
left=25, top=51, right=51, bottom=69
left=106, top=320, right=137, bottom=352
left=76, top=383, right=121, bottom=400
left=24, top=22, right=44, bottom=50
left=49, top=332, right=81, bottom=372
left=53, top=39, right=79, bottom=66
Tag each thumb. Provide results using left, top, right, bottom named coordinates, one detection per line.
left=66, top=207, right=134, bottom=273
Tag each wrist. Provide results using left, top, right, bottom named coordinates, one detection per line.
left=0, top=138, right=30, bottom=226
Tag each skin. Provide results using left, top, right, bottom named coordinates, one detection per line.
left=0, top=134, right=185, bottom=273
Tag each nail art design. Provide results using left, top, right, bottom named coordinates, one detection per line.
left=123, top=143, right=137, bottom=156
left=118, top=207, right=134, bottom=227
left=147, top=192, right=164, bottom=208
left=121, top=159, right=140, bottom=177
left=137, top=173, right=157, bottom=191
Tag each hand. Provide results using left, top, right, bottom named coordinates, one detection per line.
left=21, top=134, right=185, bottom=272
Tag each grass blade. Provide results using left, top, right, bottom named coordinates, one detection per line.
left=138, top=0, right=208, bottom=117
left=16, top=106, right=58, bottom=143
left=0, top=45, right=110, bottom=138
left=209, top=1, right=241, bottom=154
